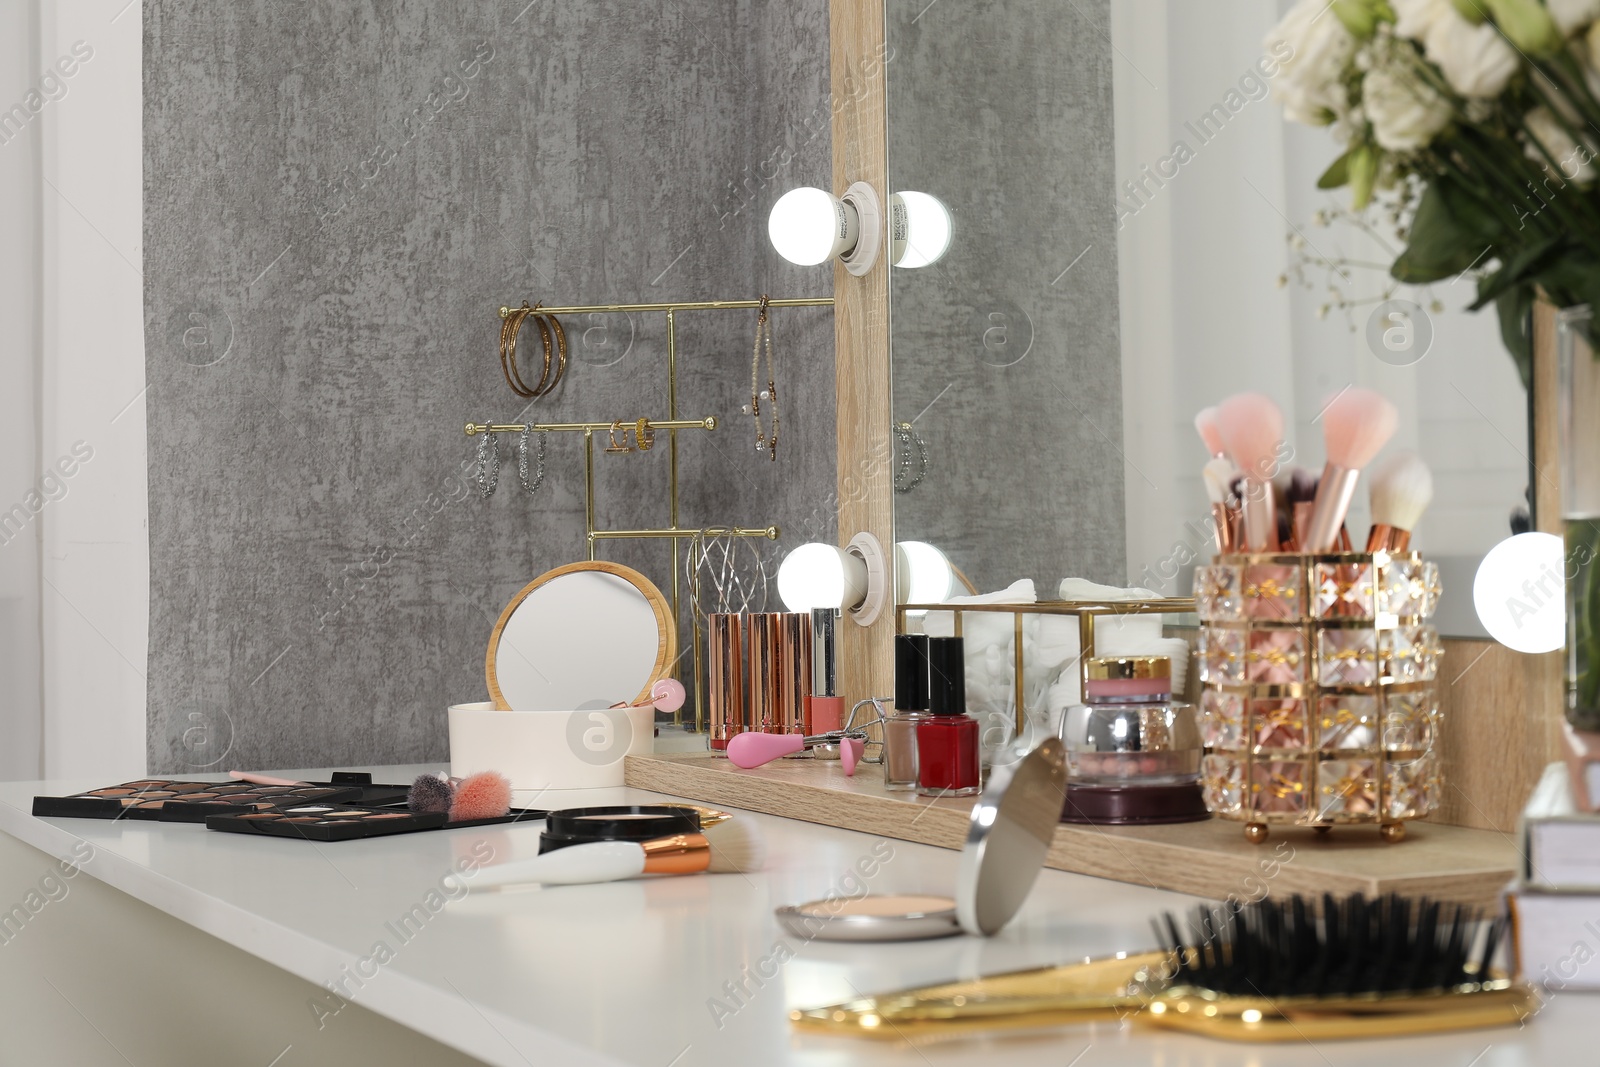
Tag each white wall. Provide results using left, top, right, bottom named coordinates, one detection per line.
left=1113, top=0, right=1527, bottom=636
left=0, top=0, right=146, bottom=781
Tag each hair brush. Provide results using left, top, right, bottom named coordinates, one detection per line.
left=792, top=892, right=1534, bottom=1042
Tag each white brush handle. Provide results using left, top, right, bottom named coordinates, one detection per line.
left=470, top=841, right=647, bottom=889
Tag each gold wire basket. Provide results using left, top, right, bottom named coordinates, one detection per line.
left=1195, top=551, right=1443, bottom=843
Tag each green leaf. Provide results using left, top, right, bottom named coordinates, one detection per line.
left=1317, top=150, right=1352, bottom=190
left=1391, top=177, right=1501, bottom=283
left=1492, top=285, right=1534, bottom=390
left=1449, top=0, right=1488, bottom=24
left=1348, top=146, right=1378, bottom=211
left=1468, top=233, right=1565, bottom=309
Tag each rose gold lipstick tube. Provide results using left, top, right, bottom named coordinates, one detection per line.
left=708, top=613, right=744, bottom=752
left=777, top=612, right=812, bottom=735
left=746, top=613, right=782, bottom=732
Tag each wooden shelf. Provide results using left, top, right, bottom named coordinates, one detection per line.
left=625, top=752, right=1519, bottom=910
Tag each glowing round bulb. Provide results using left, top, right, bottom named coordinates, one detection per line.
left=768, top=188, right=857, bottom=266
left=777, top=542, right=868, bottom=612
left=1473, top=532, right=1566, bottom=653
left=891, top=191, right=953, bottom=268
left=895, top=540, right=955, bottom=606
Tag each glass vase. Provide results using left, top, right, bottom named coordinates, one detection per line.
left=1557, top=307, right=1600, bottom=733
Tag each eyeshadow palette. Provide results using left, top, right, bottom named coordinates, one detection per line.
left=206, top=804, right=549, bottom=841
left=206, top=804, right=449, bottom=841
left=32, top=780, right=364, bottom=823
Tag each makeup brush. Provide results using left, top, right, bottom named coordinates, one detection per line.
left=467, top=819, right=766, bottom=890
left=449, top=771, right=512, bottom=822
left=1194, top=407, right=1226, bottom=459
left=1286, top=467, right=1319, bottom=550
left=1215, top=393, right=1285, bottom=551
left=1367, top=450, right=1434, bottom=551
left=1202, top=457, right=1238, bottom=552
left=1305, top=388, right=1398, bottom=552
left=408, top=774, right=454, bottom=814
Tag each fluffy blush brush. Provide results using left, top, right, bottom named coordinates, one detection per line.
left=1306, top=388, right=1398, bottom=552
left=466, top=818, right=765, bottom=890
left=1215, top=393, right=1285, bottom=551
left=449, top=771, right=512, bottom=822
left=1367, top=450, right=1433, bottom=551
left=1194, top=406, right=1226, bottom=459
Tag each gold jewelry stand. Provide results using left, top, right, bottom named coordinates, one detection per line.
left=468, top=296, right=834, bottom=729
left=895, top=597, right=1198, bottom=737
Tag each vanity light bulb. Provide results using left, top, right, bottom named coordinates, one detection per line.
left=890, top=191, right=953, bottom=269
left=768, top=187, right=859, bottom=266
left=777, top=542, right=869, bottom=613
left=1473, top=532, right=1566, bottom=654
left=896, top=540, right=956, bottom=608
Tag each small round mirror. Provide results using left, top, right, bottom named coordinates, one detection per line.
left=487, top=562, right=674, bottom=711
left=955, top=736, right=1068, bottom=936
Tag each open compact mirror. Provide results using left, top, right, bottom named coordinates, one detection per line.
left=486, top=561, right=675, bottom=711
left=775, top=737, right=1068, bottom=941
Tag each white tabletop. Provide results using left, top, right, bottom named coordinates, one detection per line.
left=0, top=766, right=1587, bottom=1066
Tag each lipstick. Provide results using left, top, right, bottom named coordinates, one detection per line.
left=808, top=608, right=843, bottom=734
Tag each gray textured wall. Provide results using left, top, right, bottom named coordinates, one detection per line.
left=144, top=0, right=833, bottom=772
left=887, top=0, right=1126, bottom=592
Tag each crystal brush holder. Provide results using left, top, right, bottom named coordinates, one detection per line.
left=1194, top=550, right=1443, bottom=842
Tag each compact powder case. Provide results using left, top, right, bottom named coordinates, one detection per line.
left=539, top=804, right=702, bottom=854
left=775, top=738, right=1069, bottom=942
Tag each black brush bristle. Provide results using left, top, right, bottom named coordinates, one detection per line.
left=1164, top=893, right=1501, bottom=998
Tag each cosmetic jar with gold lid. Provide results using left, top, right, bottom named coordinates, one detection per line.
left=1059, top=655, right=1208, bottom=825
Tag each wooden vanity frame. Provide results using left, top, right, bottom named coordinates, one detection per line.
left=824, top=0, right=1563, bottom=834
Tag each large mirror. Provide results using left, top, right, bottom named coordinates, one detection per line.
left=886, top=0, right=1529, bottom=642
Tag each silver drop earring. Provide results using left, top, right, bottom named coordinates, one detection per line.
left=893, top=421, right=928, bottom=494
left=517, top=426, right=548, bottom=495
left=476, top=430, right=501, bottom=498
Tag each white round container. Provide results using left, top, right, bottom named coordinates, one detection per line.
left=447, top=702, right=655, bottom=790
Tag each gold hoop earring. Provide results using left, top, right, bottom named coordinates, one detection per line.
left=606, top=419, right=633, bottom=454
left=500, top=302, right=552, bottom=399
left=634, top=418, right=656, bottom=451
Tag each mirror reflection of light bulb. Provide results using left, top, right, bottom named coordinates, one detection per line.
left=896, top=540, right=955, bottom=612
left=890, top=191, right=952, bottom=268
left=1473, top=532, right=1566, bottom=653
left=777, top=542, right=868, bottom=612
left=768, top=188, right=858, bottom=266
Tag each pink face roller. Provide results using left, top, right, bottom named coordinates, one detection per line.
left=727, top=731, right=868, bottom=775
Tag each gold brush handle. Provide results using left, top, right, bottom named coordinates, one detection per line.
left=791, top=952, right=1164, bottom=1038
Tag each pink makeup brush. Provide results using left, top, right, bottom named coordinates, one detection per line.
left=1215, top=393, right=1285, bottom=552
left=1194, top=407, right=1227, bottom=459
left=1305, top=388, right=1398, bottom=552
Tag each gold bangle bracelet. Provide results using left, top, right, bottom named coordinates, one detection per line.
left=635, top=418, right=655, bottom=451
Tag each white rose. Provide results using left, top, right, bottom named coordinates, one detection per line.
left=1426, top=16, right=1521, bottom=96
left=1363, top=67, right=1452, bottom=150
left=1391, top=0, right=1454, bottom=42
left=1524, top=106, right=1598, bottom=183
left=1548, top=0, right=1600, bottom=36
left=1265, top=0, right=1357, bottom=125
left=1391, top=0, right=1520, bottom=97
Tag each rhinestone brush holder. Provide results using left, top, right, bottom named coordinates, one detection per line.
left=1194, top=550, right=1443, bottom=843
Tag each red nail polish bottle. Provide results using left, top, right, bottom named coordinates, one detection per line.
left=917, top=636, right=980, bottom=796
